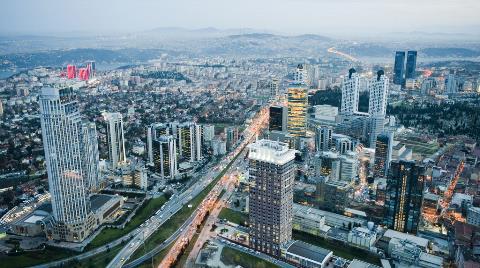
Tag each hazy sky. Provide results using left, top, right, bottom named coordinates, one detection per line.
left=1, top=0, right=479, bottom=36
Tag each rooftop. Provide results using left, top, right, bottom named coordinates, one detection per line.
left=383, top=229, right=429, bottom=248
left=90, top=194, right=116, bottom=212
left=285, top=240, right=332, bottom=265
left=248, top=139, right=295, bottom=165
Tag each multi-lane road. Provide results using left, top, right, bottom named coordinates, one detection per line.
left=109, top=105, right=269, bottom=267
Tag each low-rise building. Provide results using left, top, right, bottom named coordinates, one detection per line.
left=348, top=227, right=377, bottom=250
left=282, top=240, right=333, bottom=268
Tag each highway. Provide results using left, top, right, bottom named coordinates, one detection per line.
left=106, top=157, right=235, bottom=268
left=108, top=105, right=269, bottom=268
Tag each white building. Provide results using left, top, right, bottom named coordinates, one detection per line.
left=293, top=63, right=309, bottom=85
left=348, top=227, right=377, bottom=250
left=39, top=87, right=97, bottom=242
left=340, top=151, right=358, bottom=182
left=341, top=68, right=360, bottom=116
left=368, top=70, right=389, bottom=148
left=82, top=122, right=101, bottom=192
left=103, top=112, right=126, bottom=169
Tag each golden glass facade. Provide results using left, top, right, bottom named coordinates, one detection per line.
left=287, top=83, right=308, bottom=137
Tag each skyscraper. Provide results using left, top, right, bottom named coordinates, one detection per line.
left=393, top=51, right=406, bottom=85
left=152, top=135, right=178, bottom=180
left=225, top=126, right=239, bottom=152
left=269, top=105, right=288, bottom=132
left=384, top=160, right=425, bottom=234
left=293, top=63, right=308, bottom=84
left=373, top=132, right=394, bottom=179
left=103, top=112, right=126, bottom=169
left=39, top=87, right=96, bottom=242
left=405, top=51, right=417, bottom=80
left=248, top=140, right=295, bottom=257
left=339, top=151, right=358, bottom=182
left=178, top=122, right=202, bottom=162
left=82, top=123, right=101, bottom=192
left=147, top=123, right=170, bottom=164
left=287, top=82, right=308, bottom=137
left=368, top=70, right=389, bottom=148
left=315, top=126, right=332, bottom=152
left=445, top=70, right=457, bottom=94
left=340, top=68, right=360, bottom=116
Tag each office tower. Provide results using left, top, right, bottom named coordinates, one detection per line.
left=384, top=160, right=425, bottom=234
left=269, top=105, right=288, bottom=132
left=368, top=70, right=389, bottom=117
left=293, top=63, right=308, bottom=84
left=339, top=151, right=358, bottom=182
left=405, top=51, right=417, bottom=80
left=0, top=101, right=3, bottom=116
left=178, top=122, right=202, bottom=162
left=368, top=70, right=389, bottom=148
left=315, top=126, right=332, bottom=152
left=67, top=65, right=77, bottom=79
left=373, top=133, right=394, bottom=179
left=86, top=61, right=96, bottom=77
left=316, top=177, right=351, bottom=213
left=248, top=140, right=295, bottom=257
left=202, top=124, right=215, bottom=143
left=153, top=135, right=178, bottom=180
left=445, top=70, right=457, bottom=94
left=393, top=51, right=406, bottom=85
left=82, top=123, right=101, bottom=192
left=103, top=112, right=126, bottom=169
left=147, top=123, right=170, bottom=164
left=39, top=87, right=95, bottom=242
left=225, top=126, right=239, bottom=151
left=314, top=151, right=340, bottom=180
left=340, top=68, right=360, bottom=116
left=287, top=82, right=308, bottom=137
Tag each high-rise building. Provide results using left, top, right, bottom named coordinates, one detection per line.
left=373, top=133, right=394, bottom=179
left=202, top=124, right=215, bottom=143
left=368, top=70, right=389, bottom=118
left=293, top=63, right=308, bottom=84
left=225, top=126, right=239, bottom=151
left=445, top=70, right=457, bottom=94
left=0, top=100, right=3, bottom=116
left=368, top=70, right=389, bottom=148
left=332, top=134, right=354, bottom=154
left=39, top=87, right=96, bottom=242
left=315, top=126, right=332, bottom=152
left=384, top=160, right=425, bottom=234
left=393, top=51, right=406, bottom=85
left=152, top=135, right=178, bottom=180
left=339, top=151, right=358, bottom=182
left=82, top=123, right=101, bottom=192
left=405, top=51, right=417, bottom=80
left=269, top=105, right=288, bottom=132
left=314, top=151, right=340, bottom=180
left=340, top=68, right=360, bottom=116
left=287, top=82, right=308, bottom=137
left=103, top=112, right=126, bottom=169
left=178, top=122, right=202, bottom=162
left=248, top=140, right=295, bottom=257
left=147, top=123, right=170, bottom=164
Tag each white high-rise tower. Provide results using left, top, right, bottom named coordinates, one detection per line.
left=341, top=68, right=360, bottom=116
left=103, top=112, right=126, bottom=169
left=39, top=87, right=96, bottom=242
left=368, top=70, right=389, bottom=148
